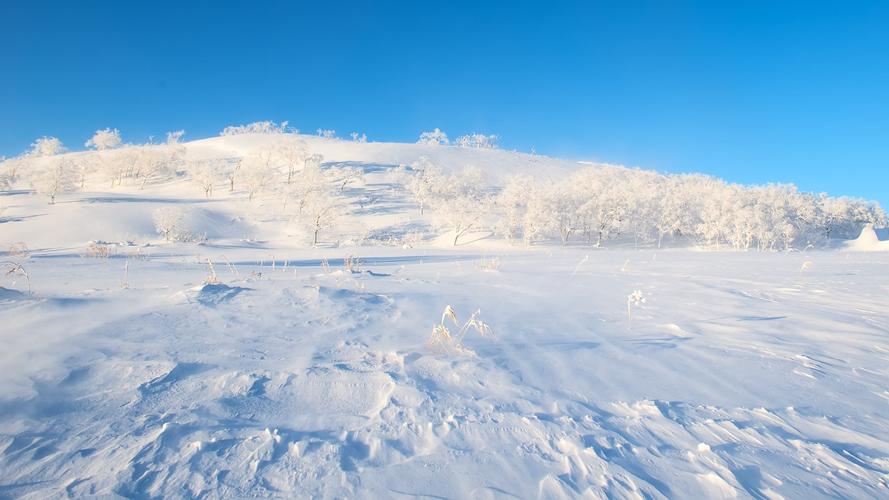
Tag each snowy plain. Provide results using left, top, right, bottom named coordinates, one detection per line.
left=1, top=135, right=888, bottom=498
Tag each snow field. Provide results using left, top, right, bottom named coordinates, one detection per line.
left=1, top=246, right=888, bottom=498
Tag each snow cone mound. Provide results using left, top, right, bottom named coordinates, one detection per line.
left=845, top=223, right=889, bottom=251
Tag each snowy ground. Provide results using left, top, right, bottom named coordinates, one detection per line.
left=1, top=141, right=888, bottom=498
left=2, top=242, right=888, bottom=498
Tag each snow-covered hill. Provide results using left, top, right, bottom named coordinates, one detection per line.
left=2, top=131, right=889, bottom=498
left=2, top=131, right=885, bottom=253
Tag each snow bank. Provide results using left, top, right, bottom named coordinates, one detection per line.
left=844, top=223, right=889, bottom=251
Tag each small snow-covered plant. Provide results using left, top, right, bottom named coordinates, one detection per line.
left=350, top=131, right=367, bottom=143
left=166, top=130, right=185, bottom=144
left=343, top=255, right=362, bottom=273
left=427, top=305, right=494, bottom=355
left=204, top=258, right=220, bottom=284
left=8, top=242, right=29, bottom=260
left=477, top=256, right=501, bottom=272
left=627, top=290, right=646, bottom=326
left=316, top=128, right=336, bottom=139
left=83, top=241, right=113, bottom=259
left=2, top=261, right=31, bottom=295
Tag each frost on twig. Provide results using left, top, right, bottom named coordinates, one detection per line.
left=627, top=289, right=646, bottom=327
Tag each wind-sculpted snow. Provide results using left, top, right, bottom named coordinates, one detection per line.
left=1, top=249, right=888, bottom=498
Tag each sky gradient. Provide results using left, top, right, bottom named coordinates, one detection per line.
left=2, top=1, right=887, bottom=205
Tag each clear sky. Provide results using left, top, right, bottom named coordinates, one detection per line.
left=2, top=1, right=887, bottom=205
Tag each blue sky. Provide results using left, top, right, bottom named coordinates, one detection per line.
left=2, top=1, right=887, bottom=205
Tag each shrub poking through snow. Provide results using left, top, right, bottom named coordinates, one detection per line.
left=477, top=256, right=501, bottom=272
left=83, top=241, right=113, bottom=259
left=204, top=258, right=220, bottom=285
left=2, top=261, right=31, bottom=295
left=427, top=305, right=494, bottom=355
left=343, top=255, right=362, bottom=273
left=627, top=290, right=646, bottom=327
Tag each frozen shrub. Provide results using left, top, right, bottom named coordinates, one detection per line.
left=220, top=121, right=290, bottom=135
left=417, top=128, right=449, bottom=145
left=166, top=130, right=185, bottom=144
left=153, top=207, right=202, bottom=242
left=427, top=305, right=494, bottom=355
left=455, top=133, right=498, bottom=149
left=83, top=241, right=113, bottom=259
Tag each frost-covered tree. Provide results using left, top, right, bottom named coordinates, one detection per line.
left=403, top=156, right=444, bottom=215
left=131, top=145, right=181, bottom=189
left=276, top=137, right=308, bottom=184
left=187, top=159, right=221, bottom=198
left=284, top=154, right=326, bottom=213
left=166, top=130, right=185, bottom=144
left=85, top=128, right=122, bottom=150
left=0, top=158, right=10, bottom=190
left=225, top=158, right=241, bottom=192
left=418, top=128, right=449, bottom=145
left=350, top=131, right=367, bottom=143
left=299, top=189, right=345, bottom=246
left=220, top=120, right=289, bottom=135
left=455, top=133, right=498, bottom=149
left=31, top=157, right=77, bottom=204
left=28, top=136, right=66, bottom=157
left=316, top=129, right=336, bottom=139
left=431, top=167, right=490, bottom=246
left=331, top=165, right=364, bottom=192
left=152, top=207, right=199, bottom=242
left=495, top=175, right=535, bottom=243
left=0, top=156, right=24, bottom=185
left=240, top=153, right=274, bottom=201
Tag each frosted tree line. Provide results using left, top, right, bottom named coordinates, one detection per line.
left=489, top=166, right=885, bottom=250
left=1, top=123, right=884, bottom=250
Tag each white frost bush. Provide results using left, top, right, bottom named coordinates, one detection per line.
left=31, top=158, right=77, bottom=204
left=153, top=207, right=201, bottom=242
left=417, top=128, right=449, bottom=146
left=85, top=128, right=122, bottom=150
left=220, top=121, right=290, bottom=136
left=455, top=133, right=498, bottom=149
left=28, top=136, right=66, bottom=157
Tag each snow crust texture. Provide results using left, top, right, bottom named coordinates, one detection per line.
left=2, top=247, right=888, bottom=498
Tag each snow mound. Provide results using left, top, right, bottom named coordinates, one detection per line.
left=0, top=287, right=29, bottom=302
left=184, top=283, right=249, bottom=305
left=844, top=223, right=889, bottom=251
